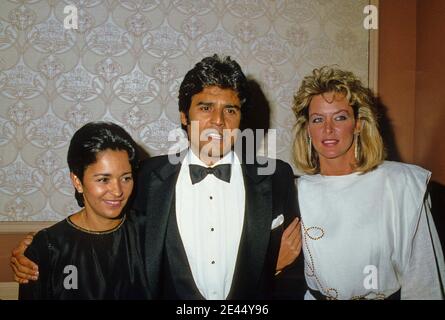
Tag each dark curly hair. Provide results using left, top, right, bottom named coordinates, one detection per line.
left=67, top=121, right=139, bottom=207
left=178, top=54, right=250, bottom=128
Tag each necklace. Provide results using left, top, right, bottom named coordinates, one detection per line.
left=68, top=209, right=125, bottom=234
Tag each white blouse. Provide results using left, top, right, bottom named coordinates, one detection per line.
left=298, top=161, right=445, bottom=300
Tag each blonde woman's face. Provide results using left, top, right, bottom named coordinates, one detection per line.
left=307, top=92, right=360, bottom=170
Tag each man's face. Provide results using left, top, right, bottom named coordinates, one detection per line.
left=181, top=86, right=241, bottom=164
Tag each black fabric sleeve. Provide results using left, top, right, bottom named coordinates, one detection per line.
left=18, top=230, right=50, bottom=300
left=273, top=161, right=307, bottom=299
left=282, top=161, right=300, bottom=226
left=132, top=160, right=151, bottom=213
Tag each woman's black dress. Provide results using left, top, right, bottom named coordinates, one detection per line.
left=19, top=213, right=150, bottom=300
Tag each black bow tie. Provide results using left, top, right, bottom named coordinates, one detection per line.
left=189, top=164, right=231, bottom=184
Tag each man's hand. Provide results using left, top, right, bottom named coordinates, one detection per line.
left=276, top=217, right=302, bottom=274
left=9, top=233, right=39, bottom=284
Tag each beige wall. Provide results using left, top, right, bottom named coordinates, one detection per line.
left=379, top=0, right=445, bottom=184
left=378, top=0, right=417, bottom=163
left=414, top=0, right=445, bottom=184
left=0, top=0, right=370, bottom=222
left=415, top=0, right=445, bottom=250
left=378, top=0, right=445, bottom=247
left=0, top=234, right=25, bottom=282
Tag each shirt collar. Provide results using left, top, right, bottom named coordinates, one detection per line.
left=188, top=148, right=234, bottom=167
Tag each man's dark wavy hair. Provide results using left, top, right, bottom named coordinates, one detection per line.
left=178, top=54, right=250, bottom=126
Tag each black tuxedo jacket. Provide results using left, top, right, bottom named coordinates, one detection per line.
left=132, top=153, right=304, bottom=299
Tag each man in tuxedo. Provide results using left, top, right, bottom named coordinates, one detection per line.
left=132, top=55, right=303, bottom=299
left=10, top=55, right=304, bottom=300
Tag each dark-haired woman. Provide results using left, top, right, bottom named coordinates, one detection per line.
left=18, top=122, right=150, bottom=299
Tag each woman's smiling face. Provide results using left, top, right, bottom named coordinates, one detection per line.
left=71, top=149, right=134, bottom=222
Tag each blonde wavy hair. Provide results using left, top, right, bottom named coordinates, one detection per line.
left=292, top=66, right=386, bottom=174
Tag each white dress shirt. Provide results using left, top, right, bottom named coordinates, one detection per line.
left=298, top=161, right=445, bottom=300
left=176, top=150, right=245, bottom=300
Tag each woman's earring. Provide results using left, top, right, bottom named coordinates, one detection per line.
left=354, top=133, right=360, bottom=161
left=308, top=135, right=312, bottom=164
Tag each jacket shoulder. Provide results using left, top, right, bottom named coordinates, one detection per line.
left=275, top=158, right=293, bottom=172
left=254, top=156, right=294, bottom=176
left=139, top=154, right=171, bottom=173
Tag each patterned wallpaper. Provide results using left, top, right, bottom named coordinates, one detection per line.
left=0, top=0, right=370, bottom=221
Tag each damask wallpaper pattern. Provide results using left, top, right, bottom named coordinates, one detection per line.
left=0, top=0, right=369, bottom=221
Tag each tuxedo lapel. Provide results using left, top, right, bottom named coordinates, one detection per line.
left=144, top=157, right=182, bottom=296
left=228, top=163, right=273, bottom=299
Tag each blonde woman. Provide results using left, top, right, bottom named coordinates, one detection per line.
left=293, top=66, right=445, bottom=300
